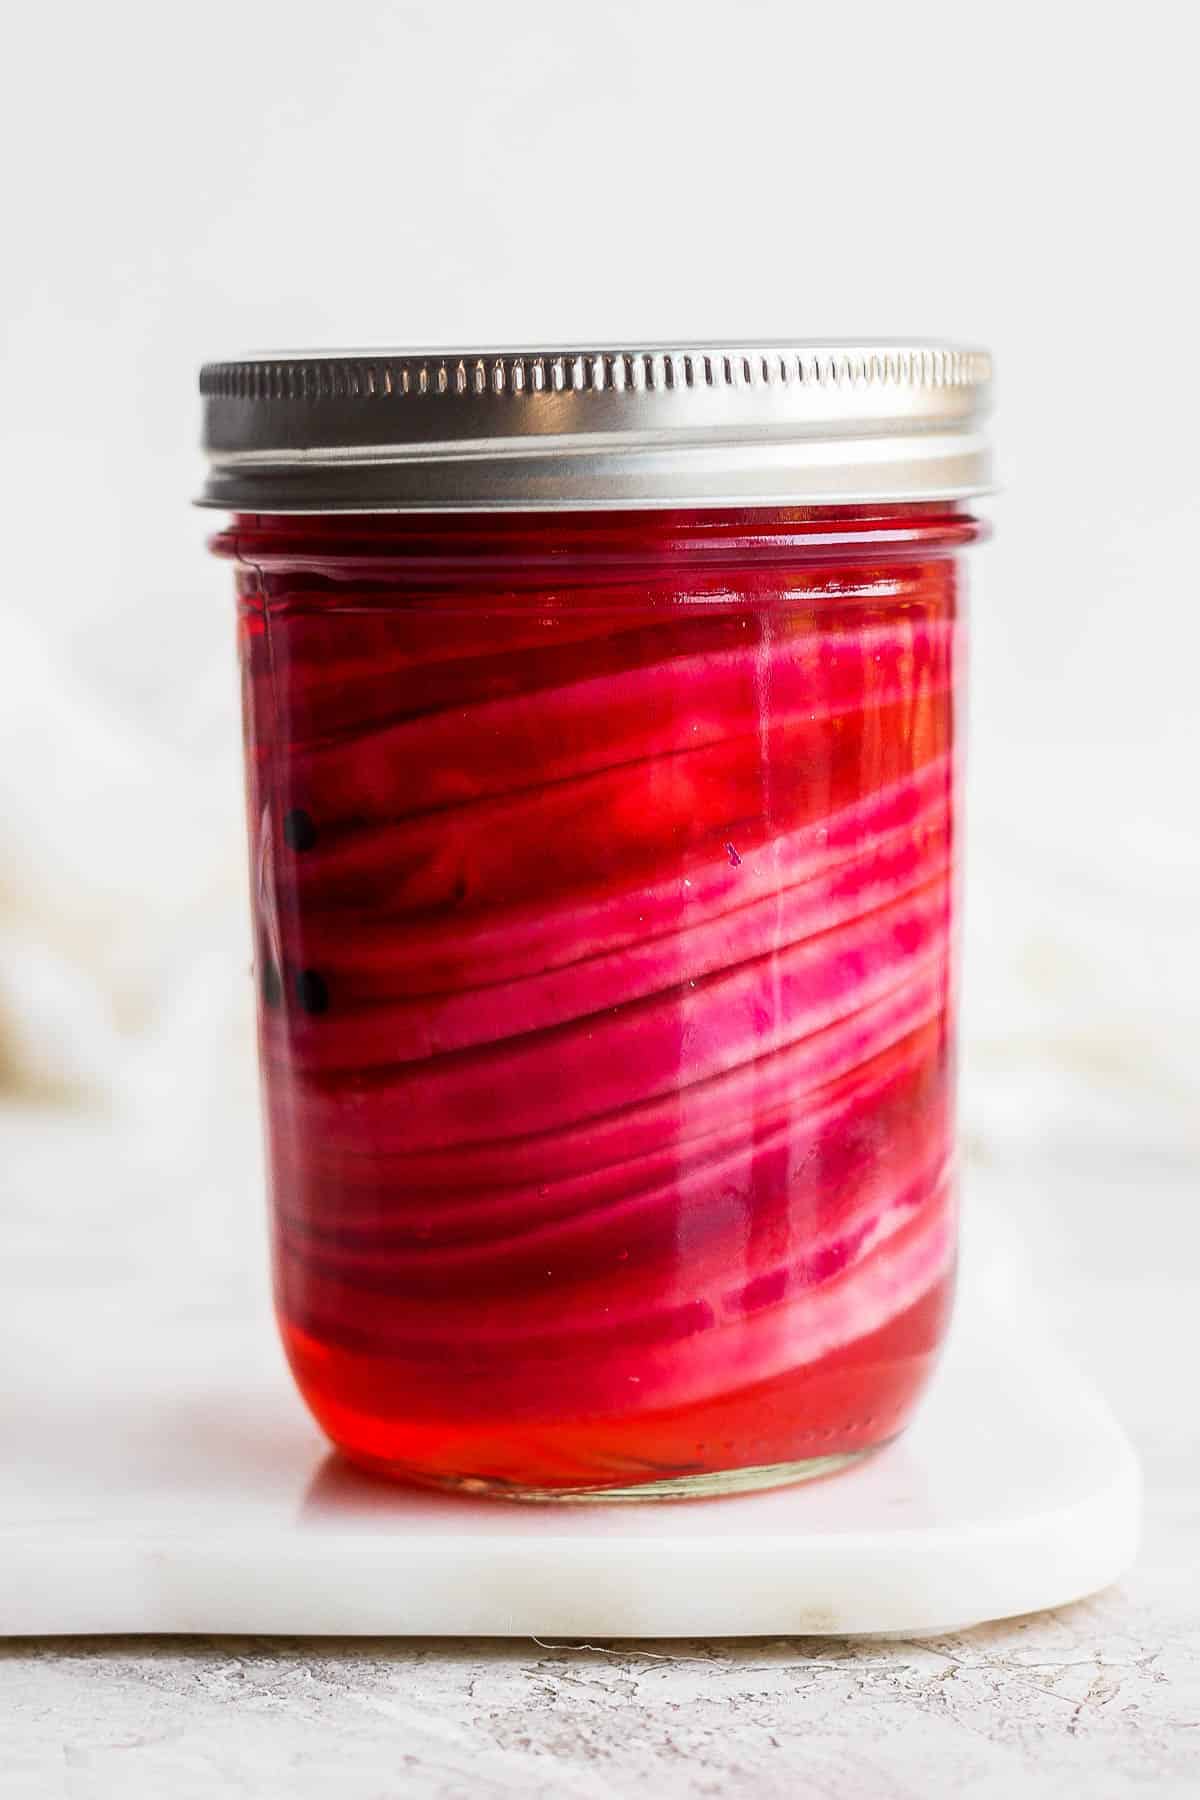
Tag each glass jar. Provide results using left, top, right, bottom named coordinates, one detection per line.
left=201, top=344, right=992, bottom=1500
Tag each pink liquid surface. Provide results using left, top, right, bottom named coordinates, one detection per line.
left=219, top=506, right=971, bottom=1494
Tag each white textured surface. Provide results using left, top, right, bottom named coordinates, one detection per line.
left=3, top=1618, right=1197, bottom=1800
left=0, top=1216, right=1139, bottom=1639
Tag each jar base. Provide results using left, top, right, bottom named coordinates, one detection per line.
left=346, top=1446, right=882, bottom=1503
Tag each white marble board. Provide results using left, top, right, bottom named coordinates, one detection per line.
left=0, top=1249, right=1139, bottom=1639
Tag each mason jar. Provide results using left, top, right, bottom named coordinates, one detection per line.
left=200, top=343, right=992, bottom=1500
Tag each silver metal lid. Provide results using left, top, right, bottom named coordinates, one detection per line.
left=198, top=340, right=992, bottom=513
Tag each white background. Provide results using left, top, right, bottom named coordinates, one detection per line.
left=1, top=0, right=1195, bottom=1339
left=2, top=4, right=1199, bottom=1789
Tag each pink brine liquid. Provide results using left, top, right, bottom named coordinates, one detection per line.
left=219, top=505, right=972, bottom=1498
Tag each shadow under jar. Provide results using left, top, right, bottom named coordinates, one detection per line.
left=201, top=342, right=992, bottom=1500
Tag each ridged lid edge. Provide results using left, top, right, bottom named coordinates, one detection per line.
left=198, top=339, right=993, bottom=512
